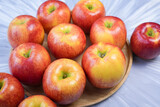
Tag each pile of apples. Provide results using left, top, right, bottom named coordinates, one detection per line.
left=0, top=0, right=160, bottom=107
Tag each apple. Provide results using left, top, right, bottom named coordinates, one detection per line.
left=47, top=23, right=86, bottom=59
left=9, top=43, right=51, bottom=86
left=37, top=0, right=71, bottom=33
left=8, top=15, right=44, bottom=49
left=90, top=16, right=127, bottom=49
left=72, top=0, right=105, bottom=34
left=18, top=95, right=57, bottom=107
left=43, top=59, right=86, bottom=105
left=0, top=73, right=24, bottom=107
left=131, top=22, right=160, bottom=59
left=82, top=42, right=126, bottom=88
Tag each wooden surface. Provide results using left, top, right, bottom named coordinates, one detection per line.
left=22, top=34, right=133, bottom=107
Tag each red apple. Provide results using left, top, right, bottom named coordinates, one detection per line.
left=0, top=73, right=24, bottom=107
left=9, top=43, right=51, bottom=86
left=72, top=0, right=105, bottom=34
left=37, top=0, right=71, bottom=33
left=82, top=42, right=126, bottom=88
left=131, top=22, right=160, bottom=59
left=8, top=15, right=44, bottom=49
left=47, top=23, right=86, bottom=59
left=18, top=95, right=57, bottom=107
left=43, top=59, right=86, bottom=105
left=90, top=16, right=127, bottom=49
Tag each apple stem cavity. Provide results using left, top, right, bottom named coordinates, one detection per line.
left=23, top=49, right=32, bottom=58
left=48, top=5, right=56, bottom=14
left=59, top=71, right=71, bottom=80
left=147, top=28, right=155, bottom=37
left=98, top=51, right=106, bottom=58
left=105, top=21, right=113, bottom=28
left=16, top=20, right=26, bottom=25
left=86, top=4, right=94, bottom=10
left=63, top=28, right=70, bottom=34
left=0, top=80, right=4, bottom=90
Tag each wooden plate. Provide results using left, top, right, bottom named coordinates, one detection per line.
left=21, top=34, right=132, bottom=107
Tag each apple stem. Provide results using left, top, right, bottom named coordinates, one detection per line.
left=23, top=49, right=32, bottom=58
left=0, top=80, right=4, bottom=90
left=147, top=28, right=155, bottom=37
left=63, top=74, right=67, bottom=79
left=48, top=5, right=56, bottom=14
left=105, top=21, right=113, bottom=28
left=86, top=4, right=94, bottom=10
left=98, top=51, right=106, bottom=58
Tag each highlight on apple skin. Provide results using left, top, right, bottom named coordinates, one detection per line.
left=72, top=0, right=105, bottom=34
left=9, top=43, right=51, bottom=86
left=0, top=73, right=24, bottom=107
left=37, top=0, right=71, bottom=33
left=82, top=42, right=126, bottom=88
left=90, top=16, right=127, bottom=49
left=130, top=22, right=160, bottom=59
left=43, top=59, right=86, bottom=105
left=18, top=95, right=57, bottom=107
left=47, top=23, right=86, bottom=59
left=8, top=15, right=45, bottom=49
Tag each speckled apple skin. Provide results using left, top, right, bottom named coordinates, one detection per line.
left=9, top=43, right=51, bottom=86
left=18, top=95, right=57, bottom=107
left=8, top=15, right=44, bottom=49
left=0, top=73, right=24, bottom=107
left=82, top=43, right=126, bottom=88
left=37, top=0, right=71, bottom=33
left=43, top=59, right=86, bottom=105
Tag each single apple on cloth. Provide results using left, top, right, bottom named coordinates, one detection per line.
left=8, top=15, right=44, bottom=49
left=37, top=0, right=71, bottom=33
left=9, top=43, right=51, bottom=86
left=131, top=22, right=160, bottom=59
left=72, top=0, right=105, bottom=34
left=0, top=73, right=24, bottom=107
left=18, top=95, right=57, bottom=107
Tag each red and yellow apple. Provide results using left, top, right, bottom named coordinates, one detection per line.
left=37, top=0, right=71, bottom=33
left=131, top=22, right=160, bottom=59
left=8, top=15, right=44, bottom=49
left=72, top=0, right=105, bottom=34
left=43, top=59, right=86, bottom=105
left=82, top=42, right=126, bottom=88
left=9, top=43, right=51, bottom=86
left=18, top=95, right=57, bottom=107
left=0, top=73, right=24, bottom=107
left=47, top=23, right=86, bottom=59
left=90, top=16, right=127, bottom=49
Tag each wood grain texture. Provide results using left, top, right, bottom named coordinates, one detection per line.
left=21, top=34, right=133, bottom=107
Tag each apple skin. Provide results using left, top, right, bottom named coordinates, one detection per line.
left=47, top=23, right=86, bottom=59
left=82, top=42, right=126, bottom=88
left=8, top=15, right=44, bottom=49
left=72, top=0, right=105, bottom=34
left=131, top=22, right=160, bottom=59
left=18, top=95, right=57, bottom=107
left=90, top=16, right=127, bottom=49
left=0, top=73, right=24, bottom=107
left=9, top=43, right=51, bottom=86
left=43, top=59, right=86, bottom=105
left=37, top=0, right=71, bottom=33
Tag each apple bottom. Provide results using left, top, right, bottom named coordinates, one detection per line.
left=43, top=59, right=86, bottom=105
